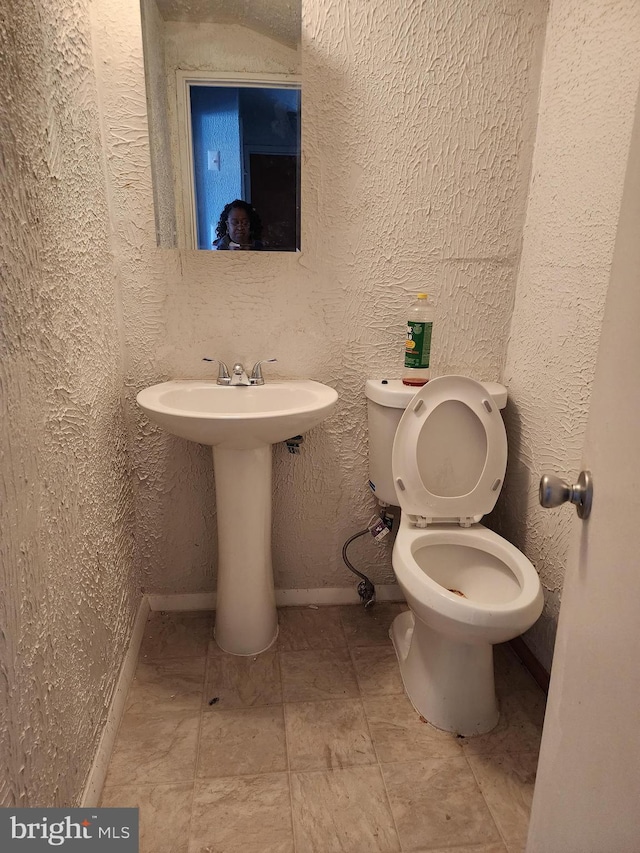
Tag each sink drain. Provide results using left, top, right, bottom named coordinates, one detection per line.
left=448, top=588, right=466, bottom=598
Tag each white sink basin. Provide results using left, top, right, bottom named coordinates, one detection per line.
left=136, top=379, right=338, bottom=450
left=137, top=377, right=339, bottom=656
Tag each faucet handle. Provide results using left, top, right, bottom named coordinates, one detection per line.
left=203, top=358, right=231, bottom=385
left=250, top=358, right=277, bottom=385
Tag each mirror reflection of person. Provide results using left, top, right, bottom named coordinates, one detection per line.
left=212, top=200, right=264, bottom=250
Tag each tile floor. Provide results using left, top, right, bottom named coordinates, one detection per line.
left=100, top=603, right=546, bottom=853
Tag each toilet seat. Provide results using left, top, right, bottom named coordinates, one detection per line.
left=392, top=375, right=508, bottom=526
left=392, top=519, right=543, bottom=645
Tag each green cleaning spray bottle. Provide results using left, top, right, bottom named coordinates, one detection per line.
left=402, top=293, right=434, bottom=386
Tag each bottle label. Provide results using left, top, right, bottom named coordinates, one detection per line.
left=405, top=321, right=432, bottom=368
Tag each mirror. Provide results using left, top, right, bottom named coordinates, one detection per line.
left=139, top=0, right=302, bottom=252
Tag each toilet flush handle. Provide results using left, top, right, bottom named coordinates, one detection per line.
left=539, top=470, right=593, bottom=519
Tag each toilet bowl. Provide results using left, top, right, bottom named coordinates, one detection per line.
left=385, top=375, right=543, bottom=736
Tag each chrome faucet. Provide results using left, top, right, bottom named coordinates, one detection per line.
left=250, top=359, right=277, bottom=385
left=231, top=363, right=250, bottom=386
left=202, top=358, right=231, bottom=385
left=203, top=358, right=277, bottom=386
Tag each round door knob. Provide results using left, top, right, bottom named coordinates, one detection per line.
left=539, top=470, right=593, bottom=519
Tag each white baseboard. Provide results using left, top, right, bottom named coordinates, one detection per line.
left=147, top=584, right=405, bottom=612
left=275, top=585, right=405, bottom=606
left=81, top=596, right=150, bottom=807
left=148, top=592, right=216, bottom=611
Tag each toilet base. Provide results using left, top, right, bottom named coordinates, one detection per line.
left=390, top=610, right=499, bottom=736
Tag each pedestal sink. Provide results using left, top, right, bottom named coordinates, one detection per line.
left=136, top=380, right=338, bottom=655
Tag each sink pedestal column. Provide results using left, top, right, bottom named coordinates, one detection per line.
left=212, top=445, right=278, bottom=655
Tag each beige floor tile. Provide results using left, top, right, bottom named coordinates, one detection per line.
left=125, top=657, right=206, bottom=714
left=350, top=645, right=404, bottom=696
left=277, top=606, right=347, bottom=651
left=291, top=766, right=400, bottom=853
left=285, top=699, right=376, bottom=771
left=139, top=612, right=213, bottom=662
left=100, top=782, right=192, bottom=853
left=467, top=752, right=537, bottom=850
left=280, top=648, right=359, bottom=702
left=460, top=693, right=544, bottom=756
left=381, top=757, right=502, bottom=850
left=197, top=706, right=287, bottom=778
left=189, top=773, right=293, bottom=853
left=363, top=694, right=463, bottom=763
left=493, top=644, right=542, bottom=695
left=511, top=686, right=546, bottom=729
left=101, top=607, right=542, bottom=853
left=339, top=603, right=405, bottom=648
left=104, top=709, right=200, bottom=786
left=203, top=648, right=282, bottom=709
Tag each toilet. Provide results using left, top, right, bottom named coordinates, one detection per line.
left=365, top=375, right=543, bottom=736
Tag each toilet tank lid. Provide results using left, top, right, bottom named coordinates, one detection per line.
left=365, top=379, right=508, bottom=410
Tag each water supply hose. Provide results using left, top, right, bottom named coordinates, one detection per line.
left=341, top=508, right=392, bottom=608
left=342, top=528, right=376, bottom=608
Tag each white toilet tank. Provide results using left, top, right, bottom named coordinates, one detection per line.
left=365, top=378, right=508, bottom=506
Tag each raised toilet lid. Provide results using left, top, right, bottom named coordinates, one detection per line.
left=392, top=375, right=508, bottom=526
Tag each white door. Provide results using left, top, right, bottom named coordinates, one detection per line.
left=526, top=93, right=640, bottom=850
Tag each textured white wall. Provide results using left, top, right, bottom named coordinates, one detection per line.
left=0, top=0, right=138, bottom=806
left=493, top=0, right=640, bottom=672
left=91, top=0, right=547, bottom=597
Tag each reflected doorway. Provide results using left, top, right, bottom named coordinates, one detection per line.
left=248, top=153, right=299, bottom=251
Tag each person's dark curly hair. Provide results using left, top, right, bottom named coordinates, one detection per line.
left=215, top=199, right=263, bottom=240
